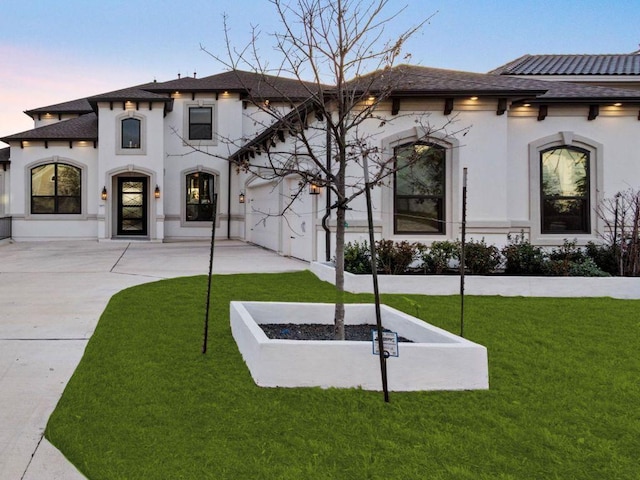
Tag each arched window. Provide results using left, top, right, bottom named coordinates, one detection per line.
left=186, top=172, right=215, bottom=221
left=121, top=118, right=141, bottom=149
left=540, top=146, right=590, bottom=233
left=394, top=143, right=446, bottom=234
left=31, top=163, right=81, bottom=214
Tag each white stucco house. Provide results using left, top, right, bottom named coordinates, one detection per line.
left=2, top=53, right=640, bottom=262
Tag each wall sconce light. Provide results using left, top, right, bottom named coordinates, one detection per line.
left=309, top=181, right=322, bottom=195
left=154, top=185, right=161, bottom=199
left=239, top=192, right=246, bottom=204
left=101, top=186, right=108, bottom=201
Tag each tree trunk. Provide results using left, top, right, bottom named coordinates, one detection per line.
left=333, top=205, right=346, bottom=339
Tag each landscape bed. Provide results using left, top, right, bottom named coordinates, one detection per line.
left=231, top=301, right=488, bottom=391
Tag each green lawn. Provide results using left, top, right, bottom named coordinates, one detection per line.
left=46, top=271, right=640, bottom=479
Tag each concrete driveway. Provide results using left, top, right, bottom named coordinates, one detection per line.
left=0, top=240, right=307, bottom=479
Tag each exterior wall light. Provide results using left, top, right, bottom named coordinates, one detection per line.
left=239, top=192, right=246, bottom=204
left=154, top=185, right=161, bottom=199
left=101, top=186, right=108, bottom=201
left=309, top=182, right=322, bottom=195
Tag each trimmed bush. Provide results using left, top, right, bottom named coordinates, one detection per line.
left=568, top=257, right=610, bottom=277
left=585, top=241, right=619, bottom=276
left=420, top=240, right=458, bottom=274
left=458, top=238, right=502, bottom=275
left=343, top=240, right=371, bottom=274
left=501, top=232, right=546, bottom=275
left=376, top=239, right=418, bottom=275
left=545, top=239, right=585, bottom=276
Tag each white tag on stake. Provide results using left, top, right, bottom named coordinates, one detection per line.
left=372, top=330, right=399, bottom=357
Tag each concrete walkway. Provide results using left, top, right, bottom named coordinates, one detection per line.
left=0, top=240, right=308, bottom=480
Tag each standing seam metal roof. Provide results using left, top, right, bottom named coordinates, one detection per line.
left=489, top=54, right=640, bottom=76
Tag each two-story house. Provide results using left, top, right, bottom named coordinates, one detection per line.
left=2, top=54, right=640, bottom=262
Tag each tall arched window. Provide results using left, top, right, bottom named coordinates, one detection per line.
left=31, top=163, right=81, bottom=214
left=394, top=143, right=446, bottom=234
left=121, top=118, right=141, bottom=149
left=540, top=146, right=590, bottom=233
left=186, top=172, right=215, bottom=221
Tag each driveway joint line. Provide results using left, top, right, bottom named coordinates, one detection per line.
left=20, top=431, right=44, bottom=480
left=110, top=242, right=131, bottom=272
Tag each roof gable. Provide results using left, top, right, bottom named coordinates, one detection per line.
left=1, top=113, right=97, bottom=142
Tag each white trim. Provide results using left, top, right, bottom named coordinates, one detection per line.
left=182, top=101, right=218, bottom=146
left=24, top=157, right=87, bottom=220
left=180, top=166, right=221, bottom=227
left=528, top=132, right=603, bottom=245
left=103, top=165, right=160, bottom=240
left=115, top=111, right=147, bottom=155
left=381, top=127, right=461, bottom=241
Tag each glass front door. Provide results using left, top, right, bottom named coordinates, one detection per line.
left=117, top=177, right=148, bottom=236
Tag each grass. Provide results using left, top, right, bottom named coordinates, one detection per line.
left=46, top=271, right=640, bottom=479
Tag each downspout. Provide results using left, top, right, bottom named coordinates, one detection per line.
left=227, top=160, right=232, bottom=239
left=322, top=124, right=332, bottom=261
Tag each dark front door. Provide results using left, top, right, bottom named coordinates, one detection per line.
left=117, top=177, right=148, bottom=236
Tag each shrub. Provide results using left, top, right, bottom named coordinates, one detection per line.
left=458, top=238, right=502, bottom=275
left=376, top=239, right=418, bottom=275
left=420, top=240, right=458, bottom=274
left=585, top=242, right=619, bottom=276
left=343, top=240, right=371, bottom=274
left=545, top=239, right=585, bottom=276
left=501, top=232, right=547, bottom=275
left=568, top=257, right=610, bottom=277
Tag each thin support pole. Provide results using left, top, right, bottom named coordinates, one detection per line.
left=460, top=168, right=468, bottom=338
left=363, top=152, right=389, bottom=403
left=202, top=193, right=219, bottom=354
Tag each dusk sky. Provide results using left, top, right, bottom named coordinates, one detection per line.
left=2, top=0, right=640, bottom=147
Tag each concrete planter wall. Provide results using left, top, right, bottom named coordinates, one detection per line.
left=230, top=301, right=489, bottom=392
left=310, top=262, right=640, bottom=299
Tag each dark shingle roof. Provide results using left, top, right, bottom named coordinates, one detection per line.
left=146, top=70, right=322, bottom=100
left=25, top=98, right=93, bottom=118
left=1, top=113, right=97, bottom=142
left=350, top=64, right=640, bottom=102
left=87, top=84, right=171, bottom=102
left=489, top=53, right=640, bottom=76
left=350, top=64, right=548, bottom=97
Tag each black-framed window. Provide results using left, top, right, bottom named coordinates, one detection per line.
left=189, top=107, right=213, bottom=140
left=186, top=172, right=215, bottom=221
left=394, top=143, right=446, bottom=234
left=31, top=163, right=81, bottom=214
left=121, top=118, right=141, bottom=149
left=540, top=146, right=590, bottom=233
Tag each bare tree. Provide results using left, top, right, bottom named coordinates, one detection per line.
left=194, top=0, right=466, bottom=338
left=596, top=188, right=640, bottom=276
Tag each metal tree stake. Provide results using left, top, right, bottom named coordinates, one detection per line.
left=362, top=152, right=390, bottom=403
left=460, top=168, right=468, bottom=337
left=202, top=193, right=219, bottom=354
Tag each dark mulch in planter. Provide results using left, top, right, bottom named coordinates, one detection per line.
left=260, top=323, right=413, bottom=342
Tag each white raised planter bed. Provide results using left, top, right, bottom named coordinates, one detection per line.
left=310, top=262, right=640, bottom=298
left=230, top=301, right=489, bottom=391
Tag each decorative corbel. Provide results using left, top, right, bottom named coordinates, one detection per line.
left=444, top=98, right=454, bottom=116
left=496, top=98, right=507, bottom=116
left=537, top=105, right=548, bottom=121
left=391, top=97, right=401, bottom=116
left=588, top=105, right=599, bottom=121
